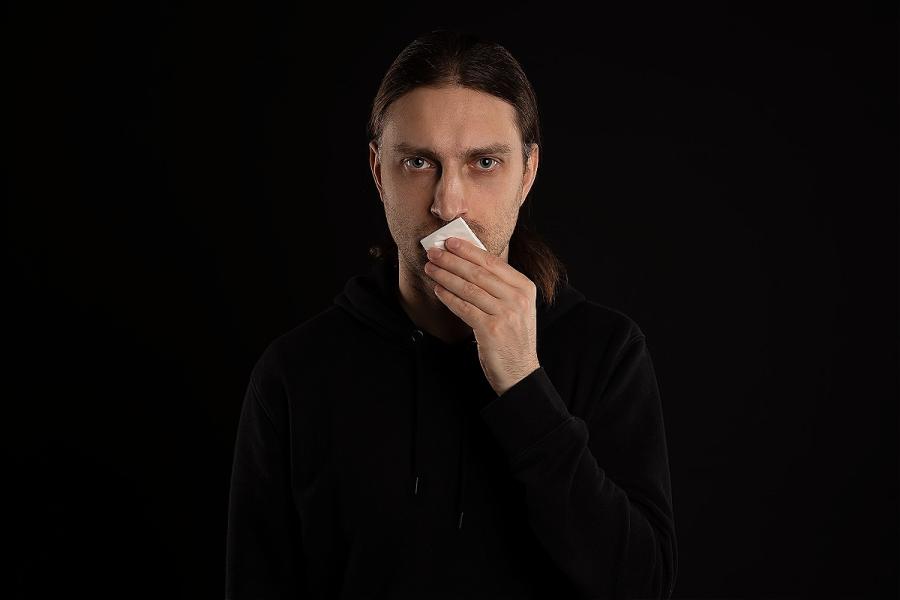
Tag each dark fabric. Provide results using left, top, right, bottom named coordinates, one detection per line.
left=225, top=256, right=677, bottom=599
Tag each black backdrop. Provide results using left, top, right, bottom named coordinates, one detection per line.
left=7, top=2, right=898, bottom=598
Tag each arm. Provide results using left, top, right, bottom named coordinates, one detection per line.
left=479, top=333, right=677, bottom=599
left=225, top=345, right=306, bottom=599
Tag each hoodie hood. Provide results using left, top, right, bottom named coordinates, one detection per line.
left=333, top=255, right=586, bottom=531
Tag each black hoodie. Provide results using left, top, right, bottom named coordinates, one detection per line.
left=225, top=256, right=677, bottom=599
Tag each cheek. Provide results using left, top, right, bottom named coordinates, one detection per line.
left=388, top=170, right=433, bottom=198
left=388, top=169, right=517, bottom=212
left=474, top=177, right=512, bottom=195
left=483, top=168, right=521, bottom=192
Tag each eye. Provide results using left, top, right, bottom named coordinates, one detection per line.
left=403, top=157, right=433, bottom=170
left=475, top=157, right=500, bottom=171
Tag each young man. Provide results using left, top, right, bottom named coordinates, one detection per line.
left=226, top=29, right=677, bottom=599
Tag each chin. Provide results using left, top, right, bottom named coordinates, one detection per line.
left=400, top=245, right=425, bottom=271
left=418, top=272, right=438, bottom=297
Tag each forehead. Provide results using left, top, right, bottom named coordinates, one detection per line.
left=382, top=85, right=520, bottom=151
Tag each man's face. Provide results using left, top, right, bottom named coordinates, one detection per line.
left=369, top=84, right=538, bottom=293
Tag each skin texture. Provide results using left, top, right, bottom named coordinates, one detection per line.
left=368, top=84, right=542, bottom=395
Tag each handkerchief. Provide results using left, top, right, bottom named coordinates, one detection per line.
left=420, top=217, right=487, bottom=252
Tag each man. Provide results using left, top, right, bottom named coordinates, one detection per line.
left=226, top=29, right=677, bottom=599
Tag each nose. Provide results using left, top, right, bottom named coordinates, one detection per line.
left=430, top=166, right=468, bottom=222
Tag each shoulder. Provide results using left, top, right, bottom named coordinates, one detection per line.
left=263, top=305, right=364, bottom=362
left=539, top=296, right=651, bottom=399
left=550, top=297, right=647, bottom=355
left=582, top=299, right=645, bottom=341
left=242, top=305, right=353, bottom=423
left=268, top=305, right=354, bottom=358
left=248, top=304, right=354, bottom=388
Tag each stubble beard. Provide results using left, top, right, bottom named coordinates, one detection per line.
left=384, top=182, right=523, bottom=303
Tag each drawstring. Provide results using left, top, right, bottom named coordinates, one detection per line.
left=457, top=336, right=478, bottom=530
left=454, top=338, right=477, bottom=531
left=455, top=401, right=468, bottom=530
left=410, top=329, right=424, bottom=501
left=408, top=327, right=471, bottom=531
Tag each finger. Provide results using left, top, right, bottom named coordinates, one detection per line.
left=433, top=283, right=486, bottom=329
left=443, top=237, right=533, bottom=290
left=426, top=245, right=513, bottom=303
left=425, top=261, right=500, bottom=316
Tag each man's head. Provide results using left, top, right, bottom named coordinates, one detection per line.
left=369, top=84, right=538, bottom=284
left=367, top=29, right=567, bottom=305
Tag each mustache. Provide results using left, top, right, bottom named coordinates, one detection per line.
left=421, top=220, right=483, bottom=238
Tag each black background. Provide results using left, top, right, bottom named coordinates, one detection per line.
left=7, top=2, right=898, bottom=598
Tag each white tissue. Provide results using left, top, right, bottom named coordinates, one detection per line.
left=420, top=217, right=487, bottom=252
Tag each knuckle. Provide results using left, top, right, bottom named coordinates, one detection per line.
left=517, top=293, right=530, bottom=310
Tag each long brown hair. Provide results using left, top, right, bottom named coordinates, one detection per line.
left=366, top=28, right=569, bottom=306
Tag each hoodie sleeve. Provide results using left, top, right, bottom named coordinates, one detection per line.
left=225, top=344, right=306, bottom=599
left=478, top=333, right=677, bottom=599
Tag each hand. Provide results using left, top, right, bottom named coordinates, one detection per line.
left=424, top=236, right=541, bottom=396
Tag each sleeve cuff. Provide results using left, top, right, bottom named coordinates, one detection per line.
left=478, top=367, right=573, bottom=465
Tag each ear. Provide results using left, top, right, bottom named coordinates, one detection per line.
left=520, top=143, right=539, bottom=207
left=369, top=141, right=384, bottom=203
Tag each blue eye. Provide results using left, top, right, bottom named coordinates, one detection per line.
left=403, top=156, right=499, bottom=172
left=404, top=157, right=431, bottom=170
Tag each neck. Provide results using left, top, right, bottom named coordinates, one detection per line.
left=396, top=266, right=472, bottom=345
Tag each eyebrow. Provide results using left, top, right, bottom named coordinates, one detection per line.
left=391, top=142, right=513, bottom=162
